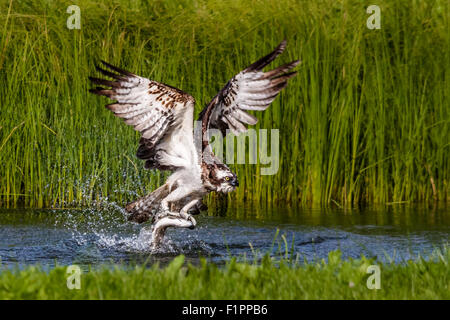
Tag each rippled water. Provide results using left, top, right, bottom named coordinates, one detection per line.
left=0, top=203, right=448, bottom=269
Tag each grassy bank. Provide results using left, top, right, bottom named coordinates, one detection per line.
left=0, top=250, right=448, bottom=299
left=0, top=0, right=449, bottom=208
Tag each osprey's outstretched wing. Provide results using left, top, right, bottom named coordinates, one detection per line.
left=89, top=61, right=196, bottom=171
left=199, top=40, right=299, bottom=149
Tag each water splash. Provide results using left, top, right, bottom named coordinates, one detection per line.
left=51, top=198, right=213, bottom=259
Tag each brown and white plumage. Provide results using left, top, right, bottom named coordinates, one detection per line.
left=90, top=61, right=196, bottom=171
left=89, top=40, right=299, bottom=248
left=199, top=40, right=300, bottom=139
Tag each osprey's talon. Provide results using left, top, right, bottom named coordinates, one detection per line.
left=187, top=214, right=196, bottom=229
left=159, top=204, right=169, bottom=213
left=158, top=204, right=178, bottom=217
left=179, top=211, right=196, bottom=229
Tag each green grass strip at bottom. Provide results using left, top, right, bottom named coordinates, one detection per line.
left=0, top=250, right=448, bottom=299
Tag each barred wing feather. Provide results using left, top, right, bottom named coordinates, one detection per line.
left=199, top=40, right=300, bottom=141
left=89, top=61, right=196, bottom=171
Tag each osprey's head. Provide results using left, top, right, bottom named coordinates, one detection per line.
left=209, top=164, right=239, bottom=193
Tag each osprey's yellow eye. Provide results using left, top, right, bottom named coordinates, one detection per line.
left=225, top=177, right=230, bottom=181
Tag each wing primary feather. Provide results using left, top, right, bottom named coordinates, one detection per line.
left=116, top=108, right=149, bottom=119
left=222, top=116, right=238, bottom=134
left=105, top=103, right=140, bottom=112
left=243, top=40, right=287, bottom=72
left=233, top=109, right=258, bottom=125
left=266, top=81, right=289, bottom=93
left=242, top=90, right=280, bottom=101
left=243, top=82, right=288, bottom=103
left=95, top=65, right=126, bottom=81
left=261, top=60, right=301, bottom=79
left=100, top=60, right=135, bottom=76
left=88, top=76, right=120, bottom=88
left=239, top=104, right=271, bottom=111
left=224, top=115, right=247, bottom=133
left=89, top=88, right=114, bottom=97
left=245, top=98, right=275, bottom=106
left=269, top=72, right=298, bottom=86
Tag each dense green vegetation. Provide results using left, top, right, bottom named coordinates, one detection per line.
left=0, top=249, right=448, bottom=299
left=1, top=0, right=449, bottom=208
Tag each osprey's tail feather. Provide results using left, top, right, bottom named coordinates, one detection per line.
left=126, top=184, right=170, bottom=223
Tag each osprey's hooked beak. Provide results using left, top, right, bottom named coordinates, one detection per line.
left=231, top=177, right=239, bottom=187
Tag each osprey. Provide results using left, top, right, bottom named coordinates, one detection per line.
left=89, top=40, right=299, bottom=248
